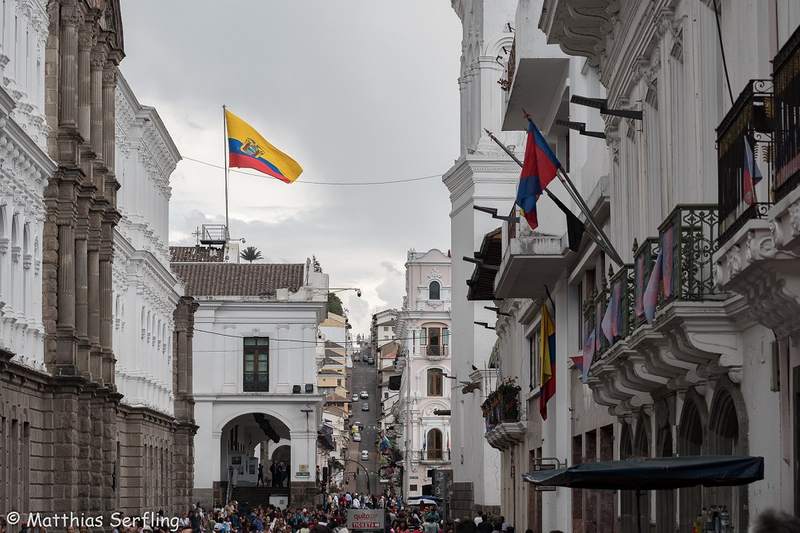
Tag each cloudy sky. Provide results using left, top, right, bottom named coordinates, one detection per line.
left=119, top=1, right=463, bottom=333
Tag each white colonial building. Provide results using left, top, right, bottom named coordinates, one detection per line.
left=442, top=0, right=522, bottom=516
left=170, top=255, right=329, bottom=508
left=393, top=249, right=453, bottom=498
left=0, top=0, right=53, bottom=371
left=459, top=0, right=800, bottom=531
left=112, top=74, right=182, bottom=415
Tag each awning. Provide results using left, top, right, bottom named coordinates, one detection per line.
left=523, top=455, right=764, bottom=490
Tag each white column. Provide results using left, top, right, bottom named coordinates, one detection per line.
left=290, top=429, right=317, bottom=483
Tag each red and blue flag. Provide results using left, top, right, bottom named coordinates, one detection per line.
left=743, top=136, right=763, bottom=205
left=516, top=119, right=561, bottom=230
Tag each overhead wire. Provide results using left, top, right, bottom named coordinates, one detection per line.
left=181, top=156, right=444, bottom=186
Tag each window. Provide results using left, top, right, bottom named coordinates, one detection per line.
left=427, top=368, right=443, bottom=397
left=243, top=337, right=269, bottom=392
left=429, top=281, right=440, bottom=300
left=424, top=326, right=448, bottom=356
left=529, top=329, right=541, bottom=390
left=426, top=429, right=443, bottom=460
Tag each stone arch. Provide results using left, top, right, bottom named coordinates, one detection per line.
left=214, top=408, right=295, bottom=436
left=619, top=421, right=636, bottom=532
left=678, top=389, right=706, bottom=532
left=707, top=382, right=748, bottom=530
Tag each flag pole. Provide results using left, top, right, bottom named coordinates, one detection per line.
left=222, top=104, right=230, bottom=241
left=483, top=128, right=624, bottom=267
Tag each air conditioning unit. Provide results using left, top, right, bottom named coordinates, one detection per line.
left=305, top=384, right=314, bottom=393
left=292, top=385, right=301, bottom=394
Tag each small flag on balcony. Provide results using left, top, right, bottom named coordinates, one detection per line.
left=516, top=119, right=561, bottom=231
left=581, top=330, right=597, bottom=383
left=601, top=278, right=623, bottom=343
left=539, top=298, right=556, bottom=420
left=743, top=135, right=763, bottom=205
left=635, top=253, right=646, bottom=319
left=643, top=248, right=663, bottom=323
left=661, top=225, right=675, bottom=299
left=569, top=355, right=584, bottom=373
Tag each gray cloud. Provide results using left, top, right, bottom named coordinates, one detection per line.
left=120, top=1, right=462, bottom=333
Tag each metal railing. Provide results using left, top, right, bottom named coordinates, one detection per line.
left=659, top=205, right=721, bottom=305
left=632, top=237, right=660, bottom=329
left=425, top=344, right=448, bottom=357
left=716, top=79, right=774, bottom=245
left=774, top=25, right=800, bottom=201
left=410, top=450, right=452, bottom=463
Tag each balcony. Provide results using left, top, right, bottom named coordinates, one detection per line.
left=716, top=79, right=774, bottom=247
left=714, top=28, right=800, bottom=339
left=774, top=25, right=800, bottom=202
left=587, top=206, right=747, bottom=416
left=425, top=344, right=448, bottom=358
left=500, top=1, right=570, bottom=132
left=481, top=380, right=525, bottom=450
left=409, top=450, right=451, bottom=464
left=495, top=208, right=570, bottom=300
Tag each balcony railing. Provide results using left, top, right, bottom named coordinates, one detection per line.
left=481, top=380, right=521, bottom=431
left=716, top=79, right=774, bottom=245
left=586, top=265, right=634, bottom=367
left=499, top=39, right=515, bottom=91
left=632, top=237, right=660, bottom=329
left=774, top=25, right=800, bottom=201
left=425, top=344, right=448, bottom=357
left=659, top=205, right=721, bottom=304
left=409, top=450, right=451, bottom=463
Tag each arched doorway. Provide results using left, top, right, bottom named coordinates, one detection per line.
left=655, top=423, right=676, bottom=533
left=220, top=412, right=291, bottom=494
left=633, top=416, right=651, bottom=531
left=708, top=387, right=748, bottom=530
left=678, top=394, right=704, bottom=533
left=620, top=423, right=635, bottom=533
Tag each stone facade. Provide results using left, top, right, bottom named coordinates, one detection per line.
left=1, top=0, right=198, bottom=520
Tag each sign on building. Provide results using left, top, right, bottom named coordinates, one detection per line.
left=347, top=510, right=385, bottom=531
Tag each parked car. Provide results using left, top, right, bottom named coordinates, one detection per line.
left=352, top=393, right=359, bottom=402
left=367, top=357, right=375, bottom=364
left=361, top=402, right=369, bottom=411
left=353, top=432, right=362, bottom=442
left=360, top=390, right=369, bottom=399
left=361, top=450, right=369, bottom=460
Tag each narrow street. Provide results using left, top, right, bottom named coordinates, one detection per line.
left=344, top=350, right=380, bottom=496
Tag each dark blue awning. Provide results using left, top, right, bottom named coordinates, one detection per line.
left=523, top=455, right=764, bottom=490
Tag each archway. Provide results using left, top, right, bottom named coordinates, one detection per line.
left=677, top=393, right=705, bottom=533
left=655, top=423, right=676, bottom=533
left=619, top=422, right=635, bottom=533
left=633, top=415, right=651, bottom=531
left=708, top=386, right=748, bottom=530
left=220, top=412, right=291, bottom=492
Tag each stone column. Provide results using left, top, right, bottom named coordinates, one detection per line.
left=88, top=211, right=101, bottom=379
left=100, top=220, right=114, bottom=386
left=58, top=1, right=80, bottom=130
left=77, top=24, right=93, bottom=143
left=56, top=221, right=76, bottom=369
left=90, top=47, right=106, bottom=173
left=74, top=197, right=89, bottom=376
left=102, top=65, right=116, bottom=174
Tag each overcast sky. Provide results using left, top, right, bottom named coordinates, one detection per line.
left=120, top=1, right=462, bottom=334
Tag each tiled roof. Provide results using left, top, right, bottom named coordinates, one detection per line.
left=171, top=262, right=305, bottom=296
left=169, top=246, right=225, bottom=263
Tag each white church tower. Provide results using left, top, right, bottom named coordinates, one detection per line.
left=444, top=0, right=521, bottom=517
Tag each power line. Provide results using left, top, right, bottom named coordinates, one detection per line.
left=181, top=156, right=444, bottom=186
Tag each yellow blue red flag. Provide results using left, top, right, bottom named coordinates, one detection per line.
left=224, top=108, right=303, bottom=183
left=539, top=298, right=556, bottom=420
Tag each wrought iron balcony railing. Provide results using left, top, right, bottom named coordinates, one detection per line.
left=659, top=205, right=721, bottom=304
left=588, top=206, right=721, bottom=373
left=716, top=79, right=774, bottom=245
left=425, top=344, right=448, bottom=357
left=774, top=24, right=800, bottom=202
left=481, top=382, right=521, bottom=431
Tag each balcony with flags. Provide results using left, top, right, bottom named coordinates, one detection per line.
left=584, top=203, right=750, bottom=415
left=715, top=26, right=800, bottom=341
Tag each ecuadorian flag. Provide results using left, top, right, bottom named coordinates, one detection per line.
left=539, top=299, right=556, bottom=420
left=225, top=109, right=303, bottom=183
